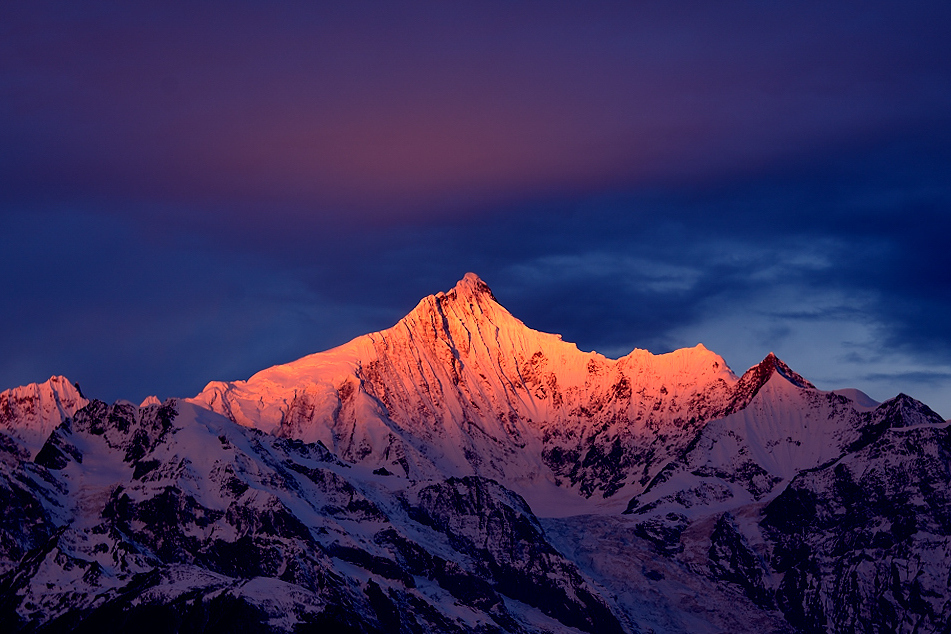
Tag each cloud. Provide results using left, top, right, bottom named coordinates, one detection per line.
left=861, top=371, right=951, bottom=386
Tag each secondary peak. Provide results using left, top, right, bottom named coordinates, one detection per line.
left=757, top=352, right=814, bottom=389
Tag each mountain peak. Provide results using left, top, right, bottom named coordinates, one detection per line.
left=444, top=272, right=496, bottom=302
left=758, top=352, right=814, bottom=389
left=0, top=375, right=89, bottom=457
left=398, top=272, right=516, bottom=338
left=721, top=352, right=814, bottom=415
left=875, top=392, right=946, bottom=429
left=405, top=273, right=502, bottom=326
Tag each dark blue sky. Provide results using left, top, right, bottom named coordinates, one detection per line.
left=3, top=2, right=951, bottom=417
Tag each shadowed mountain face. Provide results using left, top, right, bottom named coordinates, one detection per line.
left=1, top=274, right=949, bottom=633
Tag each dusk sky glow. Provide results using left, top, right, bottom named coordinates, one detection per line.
left=3, top=2, right=951, bottom=416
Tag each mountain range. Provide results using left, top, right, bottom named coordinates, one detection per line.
left=1, top=273, right=949, bottom=633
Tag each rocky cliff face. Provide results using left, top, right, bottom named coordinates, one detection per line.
left=2, top=273, right=950, bottom=633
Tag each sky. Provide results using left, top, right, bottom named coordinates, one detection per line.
left=2, top=2, right=951, bottom=418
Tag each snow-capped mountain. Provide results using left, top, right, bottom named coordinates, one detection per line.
left=192, top=273, right=768, bottom=508
left=1, top=273, right=950, bottom=633
left=0, top=376, right=88, bottom=458
left=627, top=356, right=879, bottom=524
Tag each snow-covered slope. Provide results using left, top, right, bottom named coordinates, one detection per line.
left=0, top=376, right=88, bottom=458
left=192, top=273, right=748, bottom=505
left=0, top=398, right=627, bottom=633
